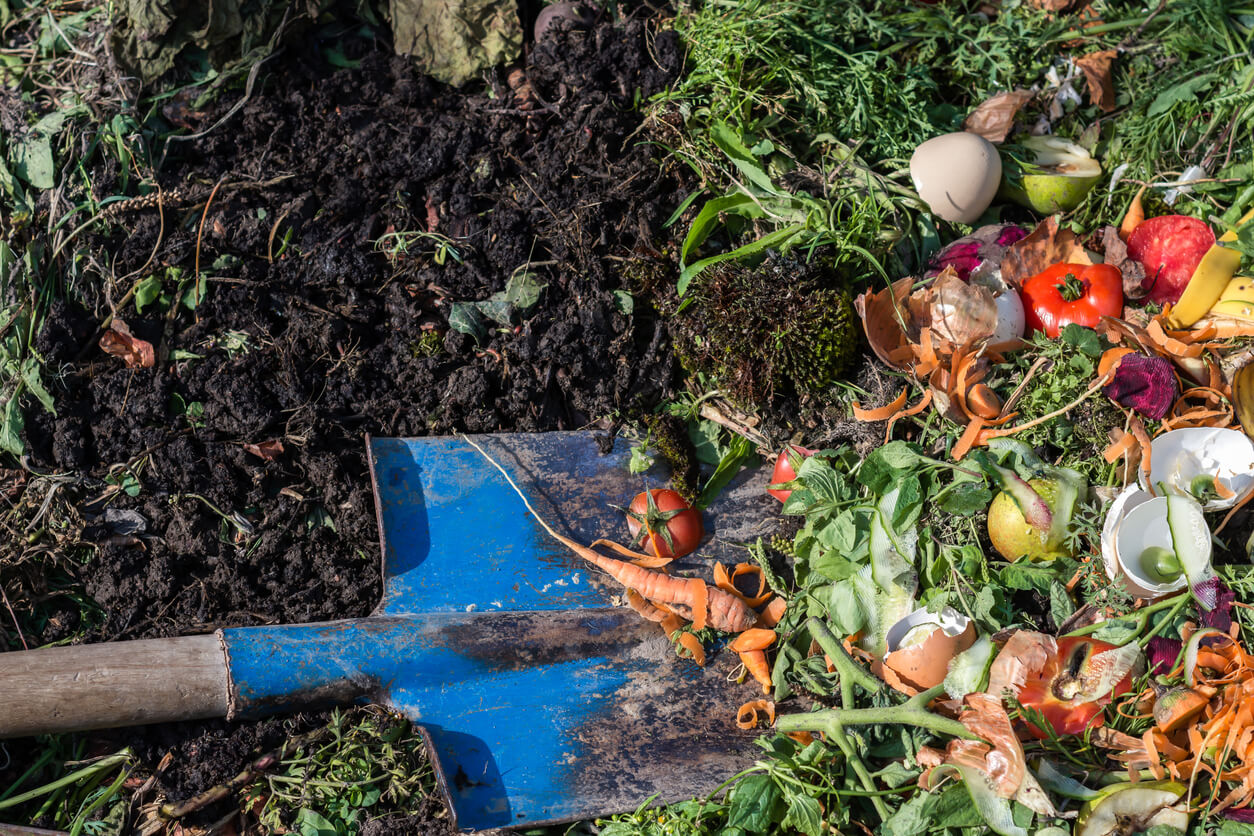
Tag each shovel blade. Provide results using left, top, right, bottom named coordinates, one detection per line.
left=362, top=432, right=779, bottom=830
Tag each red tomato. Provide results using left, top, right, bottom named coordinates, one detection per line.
left=625, top=488, right=703, bottom=559
left=1127, top=215, right=1215, bottom=305
left=767, top=445, right=815, bottom=502
left=1020, top=262, right=1124, bottom=338
left=1017, top=636, right=1136, bottom=739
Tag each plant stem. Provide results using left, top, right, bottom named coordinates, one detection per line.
left=1062, top=594, right=1186, bottom=641
left=806, top=617, right=884, bottom=707
left=775, top=684, right=981, bottom=742
left=0, top=752, right=131, bottom=811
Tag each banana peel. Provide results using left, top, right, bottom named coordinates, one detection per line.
left=1210, top=276, right=1254, bottom=322
left=1165, top=207, right=1254, bottom=329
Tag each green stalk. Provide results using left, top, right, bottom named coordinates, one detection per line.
left=806, top=617, right=885, bottom=708
left=0, top=752, right=131, bottom=811
left=1062, top=594, right=1186, bottom=642
left=775, top=684, right=982, bottom=742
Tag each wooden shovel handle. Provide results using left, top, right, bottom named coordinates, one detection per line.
left=0, top=633, right=229, bottom=738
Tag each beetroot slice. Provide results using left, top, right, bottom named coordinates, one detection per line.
left=1126, top=215, right=1215, bottom=305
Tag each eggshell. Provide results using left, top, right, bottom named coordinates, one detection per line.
left=1109, top=494, right=1191, bottom=599
left=1138, top=427, right=1254, bottom=511
left=910, top=132, right=1002, bottom=224
left=874, top=606, right=976, bottom=695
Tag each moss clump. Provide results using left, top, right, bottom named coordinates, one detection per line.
left=667, top=256, right=858, bottom=404
left=412, top=330, right=444, bottom=358
left=645, top=413, right=701, bottom=504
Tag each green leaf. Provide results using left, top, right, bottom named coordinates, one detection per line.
left=782, top=792, right=822, bottom=836
left=0, top=390, right=23, bottom=456
left=827, top=575, right=872, bottom=635
left=448, top=302, right=486, bottom=343
left=936, top=480, right=992, bottom=515
left=677, top=193, right=763, bottom=281
left=699, top=434, right=757, bottom=509
left=688, top=418, right=725, bottom=466
left=997, top=562, right=1068, bottom=595
left=709, top=122, right=780, bottom=195
left=12, top=133, right=54, bottom=189
left=1091, top=616, right=1140, bottom=645
left=181, top=272, right=207, bottom=310
left=725, top=774, right=779, bottom=832
left=19, top=360, right=54, bottom=416
left=1147, top=74, right=1217, bottom=118
left=134, top=275, right=163, bottom=313
left=503, top=270, right=546, bottom=313
left=1060, top=324, right=1102, bottom=358
left=678, top=219, right=800, bottom=296
left=1048, top=580, right=1074, bottom=628
left=628, top=443, right=653, bottom=475
left=295, top=808, right=339, bottom=836
left=612, top=289, right=634, bottom=315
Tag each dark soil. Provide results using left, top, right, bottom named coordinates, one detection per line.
left=7, top=10, right=689, bottom=830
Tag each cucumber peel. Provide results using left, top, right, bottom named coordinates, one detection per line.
left=1164, top=493, right=1216, bottom=610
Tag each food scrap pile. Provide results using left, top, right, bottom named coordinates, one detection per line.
left=591, top=171, right=1254, bottom=834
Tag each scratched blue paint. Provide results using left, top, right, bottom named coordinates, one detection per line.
left=220, top=433, right=766, bottom=832
left=222, top=612, right=638, bottom=829
left=368, top=434, right=632, bottom=614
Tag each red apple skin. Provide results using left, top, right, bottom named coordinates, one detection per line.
left=768, top=445, right=816, bottom=502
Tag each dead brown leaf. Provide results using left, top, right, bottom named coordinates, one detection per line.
left=1100, top=225, right=1148, bottom=300
left=963, top=90, right=1035, bottom=143
left=1076, top=49, right=1117, bottom=112
left=99, top=320, right=155, bottom=368
left=1028, top=0, right=1073, bottom=9
left=999, top=217, right=1093, bottom=289
left=243, top=439, right=285, bottom=461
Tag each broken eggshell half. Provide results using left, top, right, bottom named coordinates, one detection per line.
left=1138, top=427, right=1254, bottom=511
left=873, top=606, right=977, bottom=695
left=1100, top=487, right=1198, bottom=599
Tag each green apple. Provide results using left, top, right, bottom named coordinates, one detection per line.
left=986, top=478, right=1070, bottom=562
left=1076, top=781, right=1189, bottom=836
left=999, top=135, right=1102, bottom=214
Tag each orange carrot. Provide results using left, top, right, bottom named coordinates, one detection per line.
left=714, top=562, right=772, bottom=608
left=758, top=597, right=786, bottom=628
left=624, top=588, right=667, bottom=622
left=462, top=435, right=757, bottom=632
left=677, top=632, right=706, bottom=666
left=1119, top=185, right=1147, bottom=241
left=729, top=628, right=776, bottom=652
left=740, top=649, right=772, bottom=694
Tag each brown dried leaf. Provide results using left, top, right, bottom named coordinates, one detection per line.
left=1000, top=217, right=1093, bottom=289
left=928, top=269, right=999, bottom=345
left=1076, top=49, right=1117, bottom=113
left=99, top=320, right=155, bottom=368
left=1100, top=225, right=1148, bottom=300
left=243, top=439, right=285, bottom=461
left=963, top=90, right=1035, bottom=143
left=1028, top=0, right=1073, bottom=9
left=854, top=276, right=915, bottom=371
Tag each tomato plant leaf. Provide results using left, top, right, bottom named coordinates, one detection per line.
left=782, top=791, right=822, bottom=836
left=725, top=774, right=779, bottom=832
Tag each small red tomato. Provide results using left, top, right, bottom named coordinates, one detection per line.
left=1017, top=636, right=1136, bottom=739
left=1020, top=262, right=1123, bottom=339
left=625, top=488, right=703, bottom=559
left=767, top=445, right=815, bottom=503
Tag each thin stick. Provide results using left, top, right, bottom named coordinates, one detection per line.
left=0, top=581, right=27, bottom=650
left=194, top=177, right=227, bottom=282
left=460, top=434, right=566, bottom=544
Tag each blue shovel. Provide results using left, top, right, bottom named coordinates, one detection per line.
left=0, top=432, right=779, bottom=831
